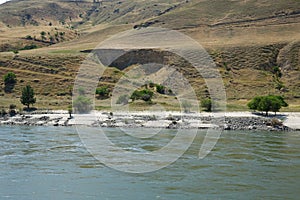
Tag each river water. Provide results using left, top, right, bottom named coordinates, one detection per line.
left=0, top=126, right=299, bottom=200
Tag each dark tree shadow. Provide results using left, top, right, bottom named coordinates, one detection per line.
left=22, top=107, right=37, bottom=112
left=251, top=111, right=287, bottom=120
left=4, top=83, right=15, bottom=93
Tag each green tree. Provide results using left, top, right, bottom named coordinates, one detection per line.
left=201, top=98, right=212, bottom=112
left=273, top=95, right=288, bottom=107
left=3, top=72, right=17, bottom=93
left=257, top=96, right=273, bottom=116
left=96, top=86, right=110, bottom=99
left=248, top=95, right=288, bottom=116
left=267, top=95, right=288, bottom=115
left=268, top=97, right=282, bottom=115
left=247, top=96, right=262, bottom=111
left=3, top=72, right=16, bottom=85
left=20, top=85, right=36, bottom=109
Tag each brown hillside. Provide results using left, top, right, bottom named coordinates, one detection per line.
left=0, top=0, right=299, bottom=111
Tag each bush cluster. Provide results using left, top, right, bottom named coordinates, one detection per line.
left=96, top=86, right=110, bottom=99
left=130, top=89, right=154, bottom=102
left=201, top=98, right=212, bottom=112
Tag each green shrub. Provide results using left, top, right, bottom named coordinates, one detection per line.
left=156, top=84, right=165, bottom=94
left=130, top=89, right=154, bottom=102
left=201, top=98, right=212, bottom=112
left=25, top=35, right=33, bottom=40
left=96, top=86, right=110, bottom=99
left=21, top=44, right=38, bottom=50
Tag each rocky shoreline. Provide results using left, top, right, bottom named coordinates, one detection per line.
left=0, top=111, right=297, bottom=131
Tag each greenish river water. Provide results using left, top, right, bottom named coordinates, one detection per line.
left=0, top=126, right=299, bottom=199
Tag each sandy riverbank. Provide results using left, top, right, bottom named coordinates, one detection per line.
left=0, top=111, right=299, bottom=131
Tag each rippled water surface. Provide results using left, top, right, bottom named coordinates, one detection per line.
left=0, top=126, right=299, bottom=199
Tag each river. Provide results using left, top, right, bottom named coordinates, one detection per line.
left=0, top=126, right=299, bottom=199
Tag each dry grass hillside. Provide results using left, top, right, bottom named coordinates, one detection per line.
left=0, top=0, right=299, bottom=111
